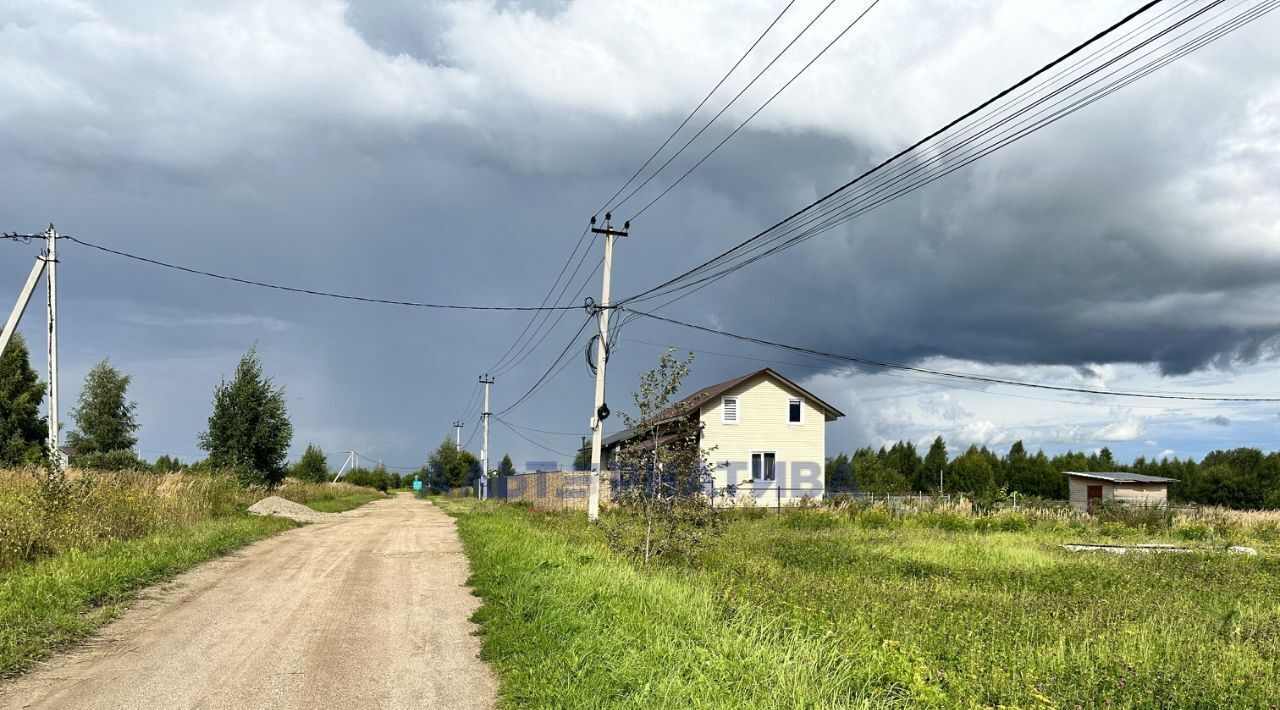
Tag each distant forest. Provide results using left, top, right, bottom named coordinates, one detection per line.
left=826, top=438, right=1280, bottom=509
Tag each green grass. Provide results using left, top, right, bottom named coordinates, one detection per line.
left=0, top=514, right=294, bottom=677
left=303, top=492, right=386, bottom=513
left=436, top=499, right=1280, bottom=708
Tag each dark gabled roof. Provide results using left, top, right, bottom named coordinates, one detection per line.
left=599, top=368, right=844, bottom=450
left=668, top=368, right=844, bottom=421
left=1065, top=471, right=1180, bottom=484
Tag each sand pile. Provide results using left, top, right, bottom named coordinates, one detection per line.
left=248, top=495, right=332, bottom=523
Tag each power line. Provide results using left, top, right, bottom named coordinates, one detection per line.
left=58, top=235, right=582, bottom=311
left=627, top=0, right=885, bottom=220
left=351, top=451, right=422, bottom=471
left=594, top=0, right=799, bottom=215
left=618, top=306, right=1280, bottom=402
left=486, top=224, right=594, bottom=375
left=493, top=255, right=603, bottom=378
left=498, top=420, right=587, bottom=437
left=617, top=336, right=1255, bottom=411
left=624, top=0, right=1280, bottom=308
left=617, top=0, right=1264, bottom=308
left=497, top=314, right=596, bottom=416
left=494, top=416, right=575, bottom=457
left=607, top=0, right=870, bottom=216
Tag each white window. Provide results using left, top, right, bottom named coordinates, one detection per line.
left=788, top=398, right=802, bottom=424
left=722, top=396, right=739, bottom=423
left=751, top=452, right=776, bottom=481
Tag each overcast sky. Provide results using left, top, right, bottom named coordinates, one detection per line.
left=2, top=0, right=1278, bottom=472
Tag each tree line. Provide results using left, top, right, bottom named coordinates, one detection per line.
left=1, top=335, right=293, bottom=485
left=827, top=438, right=1280, bottom=509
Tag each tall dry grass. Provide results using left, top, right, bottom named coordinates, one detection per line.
left=0, top=467, right=244, bottom=573
left=0, top=469, right=385, bottom=574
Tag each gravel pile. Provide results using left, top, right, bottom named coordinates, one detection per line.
left=247, top=495, right=333, bottom=523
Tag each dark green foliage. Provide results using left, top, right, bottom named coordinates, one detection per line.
left=0, top=334, right=47, bottom=466
left=343, top=465, right=397, bottom=492
left=945, top=445, right=997, bottom=496
left=426, top=439, right=481, bottom=493
left=881, top=440, right=921, bottom=486
left=152, top=454, right=186, bottom=473
left=197, top=346, right=293, bottom=487
left=825, top=453, right=855, bottom=492
left=920, top=436, right=948, bottom=491
left=849, top=448, right=908, bottom=494
left=498, top=453, right=516, bottom=477
left=291, top=443, right=329, bottom=483
left=573, top=443, right=590, bottom=472
left=74, top=449, right=151, bottom=471
left=66, top=359, right=138, bottom=458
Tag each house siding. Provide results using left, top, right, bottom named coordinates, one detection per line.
left=699, top=375, right=826, bottom=505
left=1068, top=476, right=1169, bottom=510
left=1068, top=477, right=1112, bottom=510
left=1113, top=482, right=1168, bottom=506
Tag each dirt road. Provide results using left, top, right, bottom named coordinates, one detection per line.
left=0, top=495, right=497, bottom=710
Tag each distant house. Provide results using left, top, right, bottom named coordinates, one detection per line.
left=1066, top=471, right=1179, bottom=512
left=601, top=368, right=844, bottom=505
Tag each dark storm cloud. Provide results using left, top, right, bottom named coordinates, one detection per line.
left=1, top=0, right=1277, bottom=466
left=663, top=42, right=1280, bottom=376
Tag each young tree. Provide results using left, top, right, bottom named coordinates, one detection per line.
left=0, top=333, right=47, bottom=466
left=605, top=349, right=718, bottom=564
left=198, top=346, right=293, bottom=486
left=825, top=453, right=856, bottom=493
left=573, top=443, right=590, bottom=471
left=920, top=436, right=948, bottom=492
left=426, top=439, right=481, bottom=493
left=946, top=444, right=997, bottom=496
left=292, top=443, right=329, bottom=482
left=67, top=359, right=138, bottom=456
left=153, top=454, right=186, bottom=473
left=498, top=453, right=516, bottom=476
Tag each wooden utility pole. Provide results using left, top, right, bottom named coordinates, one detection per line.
left=586, top=214, right=628, bottom=522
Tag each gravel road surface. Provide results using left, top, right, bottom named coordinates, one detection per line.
left=0, top=494, right=497, bottom=710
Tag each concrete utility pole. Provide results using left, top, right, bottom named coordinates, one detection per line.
left=333, top=450, right=356, bottom=483
left=0, top=249, right=48, bottom=358
left=479, top=375, right=493, bottom=500
left=45, top=225, right=59, bottom=461
left=586, top=214, right=628, bottom=522
left=453, top=421, right=463, bottom=449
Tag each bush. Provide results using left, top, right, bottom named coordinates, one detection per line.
left=976, top=512, right=1030, bottom=533
left=918, top=511, right=973, bottom=532
left=782, top=510, right=841, bottom=531
left=856, top=508, right=893, bottom=529
left=71, top=450, right=151, bottom=472
left=1093, top=499, right=1174, bottom=530
left=1176, top=523, right=1212, bottom=541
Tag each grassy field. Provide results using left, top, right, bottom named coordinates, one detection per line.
left=437, top=499, right=1280, bottom=708
left=0, top=469, right=382, bottom=677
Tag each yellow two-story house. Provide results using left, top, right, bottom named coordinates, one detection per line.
left=602, top=368, right=844, bottom=505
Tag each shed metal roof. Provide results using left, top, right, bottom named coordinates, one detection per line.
left=1064, top=471, right=1180, bottom=484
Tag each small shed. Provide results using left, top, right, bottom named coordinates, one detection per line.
left=1066, top=471, right=1179, bottom=512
